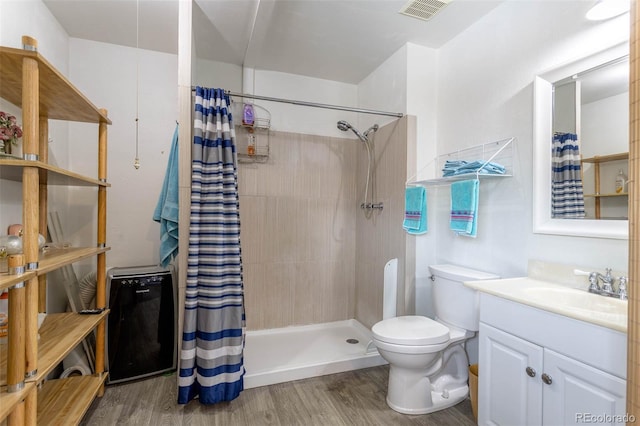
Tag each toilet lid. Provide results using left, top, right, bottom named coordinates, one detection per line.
left=372, top=316, right=450, bottom=345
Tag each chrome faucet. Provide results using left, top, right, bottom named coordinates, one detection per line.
left=586, top=268, right=627, bottom=299
left=588, top=268, right=614, bottom=295
left=617, top=276, right=628, bottom=300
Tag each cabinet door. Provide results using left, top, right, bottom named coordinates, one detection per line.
left=479, top=323, right=543, bottom=426
left=542, top=349, right=626, bottom=426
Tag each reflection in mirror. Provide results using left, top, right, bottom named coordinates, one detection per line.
left=533, top=42, right=629, bottom=239
left=552, top=57, right=629, bottom=220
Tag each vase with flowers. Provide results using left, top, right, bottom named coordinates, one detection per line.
left=0, top=111, right=22, bottom=155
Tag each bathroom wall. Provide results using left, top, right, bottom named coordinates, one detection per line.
left=354, top=116, right=416, bottom=328
left=238, top=130, right=358, bottom=330
left=358, top=43, right=439, bottom=318
left=431, top=0, right=630, bottom=282
left=66, top=38, right=179, bottom=273
left=249, top=69, right=360, bottom=138
left=0, top=5, right=179, bottom=275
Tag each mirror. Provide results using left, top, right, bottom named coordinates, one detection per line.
left=533, top=42, right=629, bottom=239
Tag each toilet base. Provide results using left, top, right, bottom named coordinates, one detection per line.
left=386, top=384, right=469, bottom=415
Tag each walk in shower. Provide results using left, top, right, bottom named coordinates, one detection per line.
left=184, top=76, right=414, bottom=388
left=235, top=114, right=414, bottom=388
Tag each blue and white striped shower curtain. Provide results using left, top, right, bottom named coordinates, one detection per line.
left=551, top=132, right=586, bottom=218
left=178, top=87, right=245, bottom=404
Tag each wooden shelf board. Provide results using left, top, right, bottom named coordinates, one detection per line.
left=0, top=158, right=110, bottom=187
left=584, top=193, right=629, bottom=198
left=0, top=270, right=36, bottom=292
left=0, top=46, right=111, bottom=124
left=37, top=374, right=107, bottom=426
left=0, top=247, right=109, bottom=291
left=581, top=152, right=629, bottom=163
left=0, top=311, right=108, bottom=386
left=34, top=312, right=108, bottom=383
left=0, top=382, right=36, bottom=422
left=38, top=247, right=110, bottom=276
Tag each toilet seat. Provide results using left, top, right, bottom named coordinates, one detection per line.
left=372, top=316, right=450, bottom=346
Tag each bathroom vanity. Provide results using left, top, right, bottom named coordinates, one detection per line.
left=466, top=276, right=627, bottom=426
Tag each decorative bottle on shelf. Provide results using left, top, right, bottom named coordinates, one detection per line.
left=615, top=169, right=627, bottom=194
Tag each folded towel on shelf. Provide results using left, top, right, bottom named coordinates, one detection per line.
left=442, top=160, right=506, bottom=177
left=450, top=179, right=479, bottom=238
left=403, top=186, right=427, bottom=235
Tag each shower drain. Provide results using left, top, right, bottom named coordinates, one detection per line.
left=346, top=338, right=359, bottom=344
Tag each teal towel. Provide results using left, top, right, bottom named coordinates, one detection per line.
left=450, top=179, right=479, bottom=238
left=403, top=186, right=427, bottom=235
left=153, top=124, right=179, bottom=266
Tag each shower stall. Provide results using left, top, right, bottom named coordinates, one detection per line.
left=181, top=83, right=416, bottom=391
left=234, top=113, right=416, bottom=388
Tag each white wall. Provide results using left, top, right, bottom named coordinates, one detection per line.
left=582, top=92, right=629, bottom=157
left=406, top=44, right=439, bottom=316
left=357, top=43, right=441, bottom=316
left=67, top=38, right=178, bottom=271
left=358, top=45, right=408, bottom=132
left=193, top=57, right=243, bottom=93
left=193, top=61, right=360, bottom=138
left=434, top=1, right=630, bottom=282
left=251, top=69, right=359, bottom=138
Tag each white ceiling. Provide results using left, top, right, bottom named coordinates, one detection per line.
left=43, top=0, right=503, bottom=84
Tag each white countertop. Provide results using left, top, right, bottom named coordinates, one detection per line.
left=464, top=277, right=628, bottom=333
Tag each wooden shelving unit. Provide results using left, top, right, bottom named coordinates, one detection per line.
left=581, top=152, right=629, bottom=219
left=0, top=36, right=110, bottom=425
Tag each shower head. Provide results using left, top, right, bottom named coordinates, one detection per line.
left=337, top=120, right=352, bottom=132
left=336, top=120, right=369, bottom=143
left=363, top=124, right=379, bottom=138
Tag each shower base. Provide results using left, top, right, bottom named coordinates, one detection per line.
left=243, top=319, right=386, bottom=389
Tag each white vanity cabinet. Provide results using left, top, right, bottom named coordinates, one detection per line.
left=478, top=293, right=627, bottom=426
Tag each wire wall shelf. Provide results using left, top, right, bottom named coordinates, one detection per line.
left=407, top=137, right=515, bottom=186
left=236, top=110, right=271, bottom=163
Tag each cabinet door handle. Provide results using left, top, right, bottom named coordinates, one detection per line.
left=541, top=373, right=553, bottom=385
left=525, top=367, right=536, bottom=377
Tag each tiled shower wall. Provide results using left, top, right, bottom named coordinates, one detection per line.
left=238, top=117, right=414, bottom=331
left=355, top=116, right=416, bottom=329
left=238, top=130, right=358, bottom=330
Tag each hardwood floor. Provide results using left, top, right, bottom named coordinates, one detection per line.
left=81, top=366, right=477, bottom=425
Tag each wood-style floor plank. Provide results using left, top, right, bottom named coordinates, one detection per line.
left=81, top=366, right=476, bottom=426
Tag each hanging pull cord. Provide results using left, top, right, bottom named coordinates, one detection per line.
left=133, top=0, right=141, bottom=170
left=134, top=117, right=140, bottom=169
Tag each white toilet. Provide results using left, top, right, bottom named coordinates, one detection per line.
left=372, top=263, right=499, bottom=415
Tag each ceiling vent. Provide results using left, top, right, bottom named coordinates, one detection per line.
left=399, top=0, right=453, bottom=21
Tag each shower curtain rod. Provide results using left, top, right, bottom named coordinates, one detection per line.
left=191, top=87, right=404, bottom=118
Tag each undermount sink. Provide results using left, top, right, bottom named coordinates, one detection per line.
left=464, top=277, right=628, bottom=332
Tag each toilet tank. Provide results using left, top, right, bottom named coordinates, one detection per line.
left=428, top=264, right=499, bottom=331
